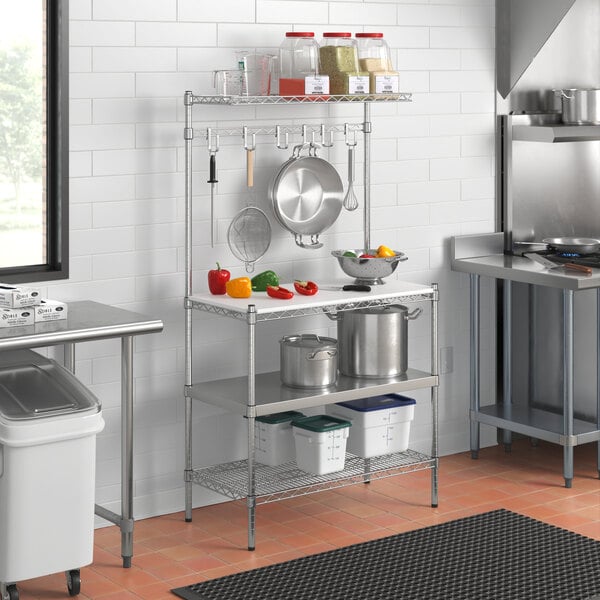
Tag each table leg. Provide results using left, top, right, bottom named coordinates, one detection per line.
left=563, top=290, right=574, bottom=488
left=503, top=280, right=512, bottom=452
left=470, top=274, right=480, bottom=459
left=121, top=335, right=134, bottom=566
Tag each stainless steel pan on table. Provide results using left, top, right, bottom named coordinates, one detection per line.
left=515, top=236, right=600, bottom=255
left=268, top=143, right=343, bottom=249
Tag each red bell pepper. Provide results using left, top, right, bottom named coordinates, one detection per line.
left=266, top=285, right=294, bottom=300
left=294, top=280, right=318, bottom=296
left=359, top=253, right=376, bottom=259
left=208, top=262, right=230, bottom=295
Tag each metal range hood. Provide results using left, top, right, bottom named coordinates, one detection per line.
left=497, top=0, right=577, bottom=98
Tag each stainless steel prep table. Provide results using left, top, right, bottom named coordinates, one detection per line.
left=452, top=233, right=600, bottom=487
left=0, top=300, right=164, bottom=567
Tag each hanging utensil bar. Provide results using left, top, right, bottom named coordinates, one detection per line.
left=205, top=122, right=363, bottom=142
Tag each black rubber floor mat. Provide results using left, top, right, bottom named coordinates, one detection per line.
left=171, top=508, right=600, bottom=600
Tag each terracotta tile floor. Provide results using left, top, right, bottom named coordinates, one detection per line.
left=15, top=439, right=600, bottom=599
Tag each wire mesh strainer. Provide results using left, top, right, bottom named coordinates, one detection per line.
left=227, top=206, right=271, bottom=273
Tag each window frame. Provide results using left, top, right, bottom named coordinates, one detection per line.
left=0, top=0, right=69, bottom=284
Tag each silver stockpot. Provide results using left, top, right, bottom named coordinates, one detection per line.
left=555, top=89, right=600, bottom=125
left=279, top=334, right=338, bottom=388
left=330, top=305, right=422, bottom=379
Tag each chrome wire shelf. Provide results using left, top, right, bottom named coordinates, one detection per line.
left=191, top=93, right=412, bottom=105
left=189, top=449, right=435, bottom=504
left=188, top=293, right=434, bottom=322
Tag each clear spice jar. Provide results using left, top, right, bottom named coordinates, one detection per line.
left=319, top=32, right=369, bottom=95
left=355, top=33, right=399, bottom=94
left=279, top=32, right=320, bottom=96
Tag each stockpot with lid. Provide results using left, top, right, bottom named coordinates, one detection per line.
left=279, top=334, right=338, bottom=388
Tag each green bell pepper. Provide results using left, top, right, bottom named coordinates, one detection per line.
left=251, top=270, right=279, bottom=292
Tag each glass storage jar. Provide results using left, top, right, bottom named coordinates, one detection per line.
left=279, top=32, right=320, bottom=96
left=355, top=32, right=399, bottom=94
left=319, top=32, right=369, bottom=95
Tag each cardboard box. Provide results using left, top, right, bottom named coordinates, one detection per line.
left=0, top=284, right=42, bottom=309
left=33, top=299, right=68, bottom=322
left=0, top=308, right=35, bottom=328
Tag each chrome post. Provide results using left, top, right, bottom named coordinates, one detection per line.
left=503, top=280, right=513, bottom=451
left=247, top=305, right=257, bottom=551
left=184, top=90, right=194, bottom=522
left=121, top=335, right=134, bottom=568
left=431, top=283, right=439, bottom=507
left=363, top=102, right=371, bottom=251
left=563, top=289, right=574, bottom=488
left=597, top=290, right=600, bottom=478
left=470, top=274, right=481, bottom=459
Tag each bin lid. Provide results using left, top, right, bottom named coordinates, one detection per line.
left=292, top=415, right=351, bottom=432
left=337, top=394, right=416, bottom=412
left=0, top=362, right=99, bottom=420
left=257, top=410, right=304, bottom=424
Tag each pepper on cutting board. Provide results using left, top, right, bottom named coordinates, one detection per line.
left=294, top=280, right=318, bottom=296
left=266, top=285, right=294, bottom=300
left=251, top=270, right=279, bottom=291
left=208, top=263, right=231, bottom=295
left=226, top=277, right=252, bottom=298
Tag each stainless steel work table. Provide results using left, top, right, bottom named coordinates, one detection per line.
left=0, top=300, right=164, bottom=567
left=452, top=233, right=600, bottom=487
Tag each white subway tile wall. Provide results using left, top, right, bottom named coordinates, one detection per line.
left=53, top=0, right=497, bottom=521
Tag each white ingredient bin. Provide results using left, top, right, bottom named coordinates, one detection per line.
left=255, top=410, right=305, bottom=466
left=0, top=350, right=104, bottom=598
left=327, top=394, right=416, bottom=458
left=292, top=415, right=351, bottom=475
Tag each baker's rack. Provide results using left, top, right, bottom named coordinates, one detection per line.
left=183, top=91, right=441, bottom=551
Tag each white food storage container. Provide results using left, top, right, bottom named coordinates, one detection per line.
left=0, top=350, right=104, bottom=588
left=255, top=410, right=304, bottom=466
left=292, top=415, right=351, bottom=475
left=327, top=394, right=415, bottom=458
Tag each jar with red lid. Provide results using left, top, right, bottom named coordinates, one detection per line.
left=279, top=32, right=321, bottom=96
left=355, top=32, right=399, bottom=94
left=319, top=33, right=369, bottom=95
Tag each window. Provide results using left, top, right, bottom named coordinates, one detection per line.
left=0, top=0, right=68, bottom=283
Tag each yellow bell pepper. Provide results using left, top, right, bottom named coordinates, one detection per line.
left=226, top=277, right=252, bottom=298
left=376, top=244, right=395, bottom=258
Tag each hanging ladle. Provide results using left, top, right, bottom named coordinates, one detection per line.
left=343, top=132, right=358, bottom=212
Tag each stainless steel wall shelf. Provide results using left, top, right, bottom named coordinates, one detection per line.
left=183, top=90, right=439, bottom=551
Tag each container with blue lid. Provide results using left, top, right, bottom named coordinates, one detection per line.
left=327, top=394, right=416, bottom=458
left=336, top=394, right=416, bottom=412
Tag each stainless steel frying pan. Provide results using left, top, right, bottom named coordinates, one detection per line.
left=268, top=143, right=343, bottom=249
left=515, top=237, right=600, bottom=255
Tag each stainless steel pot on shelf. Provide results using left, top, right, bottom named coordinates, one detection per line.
left=279, top=334, right=338, bottom=388
left=554, top=89, right=600, bottom=125
left=328, top=305, right=422, bottom=379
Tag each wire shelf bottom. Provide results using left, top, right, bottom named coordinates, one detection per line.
left=189, top=449, right=435, bottom=504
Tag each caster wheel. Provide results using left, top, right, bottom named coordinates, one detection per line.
left=6, top=584, right=18, bottom=600
left=66, top=570, right=81, bottom=596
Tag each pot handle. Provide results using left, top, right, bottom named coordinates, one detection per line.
left=307, top=349, right=338, bottom=361
left=554, top=89, right=575, bottom=100
left=325, top=311, right=340, bottom=321
left=292, top=143, right=313, bottom=158
left=405, top=307, right=423, bottom=321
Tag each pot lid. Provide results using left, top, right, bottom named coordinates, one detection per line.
left=280, top=334, right=337, bottom=349
left=351, top=304, right=408, bottom=315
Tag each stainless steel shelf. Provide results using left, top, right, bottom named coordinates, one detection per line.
left=190, top=449, right=435, bottom=504
left=190, top=93, right=412, bottom=105
left=512, top=124, right=600, bottom=143
left=473, top=405, right=600, bottom=445
left=190, top=369, right=437, bottom=417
